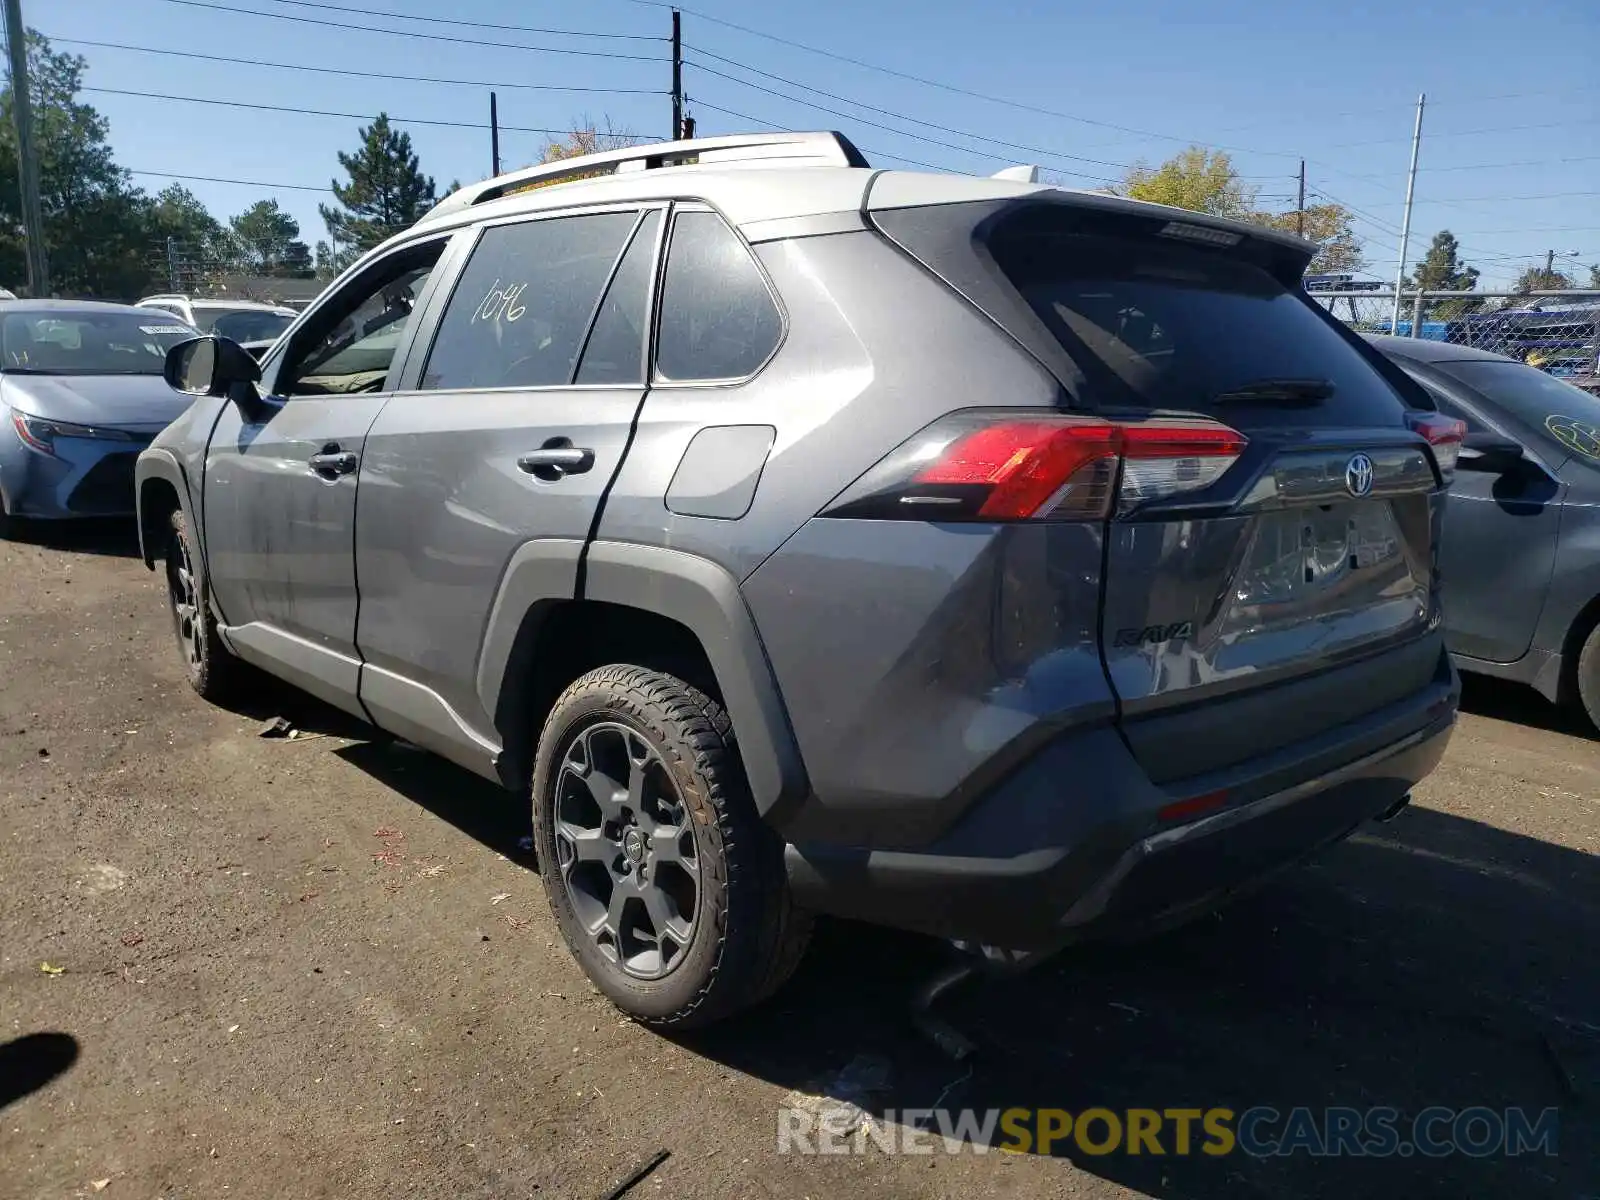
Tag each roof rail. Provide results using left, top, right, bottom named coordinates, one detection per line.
left=422, top=131, right=871, bottom=222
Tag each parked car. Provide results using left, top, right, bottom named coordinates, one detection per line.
left=136, top=132, right=1460, bottom=1029
left=0, top=301, right=200, bottom=533
left=1371, top=333, right=1600, bottom=729
left=136, top=294, right=296, bottom=346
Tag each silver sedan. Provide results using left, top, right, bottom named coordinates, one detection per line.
left=0, top=300, right=199, bottom=534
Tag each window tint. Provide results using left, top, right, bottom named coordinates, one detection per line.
left=957, top=207, right=1410, bottom=427
left=422, top=212, right=638, bottom=391
left=655, top=210, right=781, bottom=382
left=576, top=210, right=660, bottom=386
left=1437, top=359, right=1600, bottom=471
left=282, top=242, right=443, bottom=397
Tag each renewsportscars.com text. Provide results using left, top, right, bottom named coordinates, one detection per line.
left=778, top=1105, right=1559, bottom=1158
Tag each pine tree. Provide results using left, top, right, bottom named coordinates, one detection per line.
left=1405, top=231, right=1479, bottom=293
left=318, top=114, right=437, bottom=255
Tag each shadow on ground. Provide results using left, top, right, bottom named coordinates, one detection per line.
left=0, top=1033, right=80, bottom=1110
left=319, top=672, right=1596, bottom=1198
left=9, top=517, right=142, bottom=559
left=1459, top=672, right=1595, bottom=739
left=680, top=804, right=1598, bottom=1199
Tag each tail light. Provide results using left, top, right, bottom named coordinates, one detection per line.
left=821, top=411, right=1247, bottom=522
left=1406, top=412, right=1467, bottom=483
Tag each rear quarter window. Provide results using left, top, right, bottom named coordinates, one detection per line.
left=655, top=210, right=782, bottom=383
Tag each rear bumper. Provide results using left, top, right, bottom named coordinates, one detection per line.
left=784, top=651, right=1457, bottom=951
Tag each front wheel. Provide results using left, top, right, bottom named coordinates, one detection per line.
left=532, top=665, right=810, bottom=1028
left=164, top=508, right=243, bottom=701
left=1574, top=622, right=1600, bottom=735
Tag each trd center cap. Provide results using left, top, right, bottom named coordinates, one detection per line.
left=622, top=828, right=647, bottom=864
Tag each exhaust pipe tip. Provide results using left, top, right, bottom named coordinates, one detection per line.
left=1374, top=793, right=1412, bottom=823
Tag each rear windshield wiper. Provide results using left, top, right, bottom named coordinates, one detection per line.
left=1211, top=377, right=1336, bottom=406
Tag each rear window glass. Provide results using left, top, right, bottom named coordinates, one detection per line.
left=985, top=215, right=1406, bottom=421
left=1435, top=359, right=1600, bottom=469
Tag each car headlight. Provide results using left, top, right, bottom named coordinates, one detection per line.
left=10, top=410, right=140, bottom=455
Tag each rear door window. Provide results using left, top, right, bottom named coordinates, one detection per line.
left=575, top=210, right=661, bottom=386
left=421, top=211, right=639, bottom=391
left=655, top=210, right=782, bottom=383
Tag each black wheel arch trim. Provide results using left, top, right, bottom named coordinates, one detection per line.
left=133, top=449, right=192, bottom=569
left=475, top=538, right=811, bottom=823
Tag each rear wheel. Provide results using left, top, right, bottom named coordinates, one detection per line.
left=164, top=508, right=242, bottom=701
left=532, top=665, right=810, bottom=1028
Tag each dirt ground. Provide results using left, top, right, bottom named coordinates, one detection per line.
left=1, top=522, right=1596, bottom=1200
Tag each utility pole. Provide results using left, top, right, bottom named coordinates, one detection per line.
left=1295, top=160, right=1306, bottom=238
left=4, top=0, right=48, bottom=297
left=1545, top=249, right=1556, bottom=278
left=670, top=9, right=683, bottom=140
left=489, top=92, right=501, bottom=177
left=1390, top=92, right=1425, bottom=335
left=166, top=236, right=180, bottom=293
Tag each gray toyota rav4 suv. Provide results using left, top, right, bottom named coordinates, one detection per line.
left=137, top=132, right=1461, bottom=1029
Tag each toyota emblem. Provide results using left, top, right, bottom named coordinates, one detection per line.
left=1344, top=453, right=1375, bottom=498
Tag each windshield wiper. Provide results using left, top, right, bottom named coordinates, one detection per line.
left=1211, top=377, right=1336, bottom=406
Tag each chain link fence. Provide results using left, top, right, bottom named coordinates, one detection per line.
left=1310, top=287, right=1600, bottom=395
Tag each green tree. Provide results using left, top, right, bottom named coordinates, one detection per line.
left=147, top=184, right=236, bottom=288
left=1400, top=230, right=1481, bottom=318
left=1252, top=203, right=1365, bottom=274
left=1588, top=263, right=1600, bottom=290
left=318, top=114, right=437, bottom=254
left=1405, top=230, right=1479, bottom=293
left=0, top=30, right=152, bottom=297
left=1119, top=147, right=1257, bottom=220
left=1512, top=265, right=1576, bottom=294
left=230, top=199, right=310, bottom=276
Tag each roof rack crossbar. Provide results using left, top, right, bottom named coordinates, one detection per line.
left=423, top=131, right=869, bottom=222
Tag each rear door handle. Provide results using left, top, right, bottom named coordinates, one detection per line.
left=309, top=449, right=358, bottom=477
left=517, top=447, right=595, bottom=477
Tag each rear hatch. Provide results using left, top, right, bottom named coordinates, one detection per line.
left=870, top=191, right=1459, bottom=783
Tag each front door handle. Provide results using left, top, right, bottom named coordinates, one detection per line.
left=309, top=449, right=358, bottom=477
left=517, top=446, right=595, bottom=478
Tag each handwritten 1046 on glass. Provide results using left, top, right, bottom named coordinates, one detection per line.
left=473, top=279, right=528, bottom=324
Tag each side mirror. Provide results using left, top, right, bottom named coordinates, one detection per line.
left=165, top=335, right=262, bottom=397
left=1457, top=430, right=1525, bottom=474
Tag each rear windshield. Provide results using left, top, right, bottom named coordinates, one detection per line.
left=1435, top=358, right=1600, bottom=470
left=985, top=216, right=1406, bottom=421
left=205, top=309, right=294, bottom=342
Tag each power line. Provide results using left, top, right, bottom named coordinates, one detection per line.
left=53, top=36, right=667, bottom=94
left=1324, top=119, right=1599, bottom=150
left=684, top=54, right=1133, bottom=171
left=228, top=0, right=662, bottom=38
left=1396, top=189, right=1600, bottom=204
left=679, top=41, right=1300, bottom=158
left=85, top=86, right=571, bottom=134
left=131, top=168, right=330, bottom=192
left=143, top=0, right=665, bottom=61
left=686, top=97, right=951, bottom=173
left=685, top=60, right=1120, bottom=182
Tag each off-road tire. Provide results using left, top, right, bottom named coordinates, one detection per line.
left=532, top=664, right=811, bottom=1028
left=164, top=508, right=244, bottom=702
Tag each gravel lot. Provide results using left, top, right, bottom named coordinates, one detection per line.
left=2, top=523, right=1596, bottom=1200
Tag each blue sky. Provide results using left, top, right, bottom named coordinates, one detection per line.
left=42, top=0, right=1600, bottom=289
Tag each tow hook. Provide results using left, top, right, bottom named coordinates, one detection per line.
left=1375, top=793, right=1412, bottom=823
